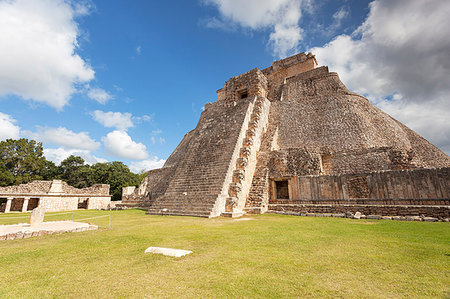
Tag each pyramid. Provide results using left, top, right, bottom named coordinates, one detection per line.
left=122, top=53, right=450, bottom=218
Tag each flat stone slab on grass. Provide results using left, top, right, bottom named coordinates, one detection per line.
left=0, top=221, right=98, bottom=240
left=144, top=247, right=192, bottom=257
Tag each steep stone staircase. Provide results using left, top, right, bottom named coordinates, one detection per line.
left=146, top=98, right=254, bottom=217
left=146, top=96, right=270, bottom=218
left=222, top=96, right=271, bottom=217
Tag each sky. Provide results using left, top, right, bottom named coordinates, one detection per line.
left=0, top=0, right=449, bottom=173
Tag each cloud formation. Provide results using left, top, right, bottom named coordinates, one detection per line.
left=129, top=157, right=166, bottom=173
left=310, top=0, right=450, bottom=154
left=102, top=130, right=149, bottom=160
left=0, top=112, right=20, bottom=140
left=203, top=0, right=310, bottom=58
left=44, top=147, right=107, bottom=165
left=0, top=0, right=94, bottom=109
left=87, top=87, right=113, bottom=104
left=92, top=110, right=134, bottom=131
left=25, top=126, right=100, bottom=151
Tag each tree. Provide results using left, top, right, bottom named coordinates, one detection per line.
left=0, top=139, right=144, bottom=199
left=59, top=155, right=94, bottom=188
left=0, top=138, right=46, bottom=186
left=91, top=161, right=142, bottom=201
left=41, top=160, right=60, bottom=181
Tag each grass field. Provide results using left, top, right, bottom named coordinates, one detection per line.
left=0, top=210, right=449, bottom=298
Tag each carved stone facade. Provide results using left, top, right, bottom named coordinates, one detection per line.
left=123, top=52, right=450, bottom=219
left=0, top=180, right=111, bottom=213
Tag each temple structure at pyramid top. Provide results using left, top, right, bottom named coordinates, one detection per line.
left=122, top=52, right=450, bottom=218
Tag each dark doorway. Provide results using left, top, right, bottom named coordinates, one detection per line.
left=0, top=198, right=6, bottom=212
left=10, top=198, right=24, bottom=212
left=238, top=89, right=248, bottom=99
left=27, top=198, right=40, bottom=211
left=78, top=198, right=89, bottom=209
left=275, top=180, right=289, bottom=199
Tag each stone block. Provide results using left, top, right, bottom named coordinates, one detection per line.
left=332, top=213, right=345, bottom=217
left=30, top=206, right=45, bottom=226
left=144, top=247, right=192, bottom=257
left=422, top=217, right=438, bottom=222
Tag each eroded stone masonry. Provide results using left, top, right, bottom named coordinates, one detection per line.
left=0, top=180, right=111, bottom=213
left=122, top=52, right=450, bottom=219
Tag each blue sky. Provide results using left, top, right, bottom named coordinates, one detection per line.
left=1, top=0, right=449, bottom=173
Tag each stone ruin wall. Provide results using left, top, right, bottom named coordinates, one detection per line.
left=61, top=182, right=110, bottom=195
left=0, top=180, right=111, bottom=213
left=262, top=52, right=317, bottom=102
left=0, top=180, right=109, bottom=195
left=267, top=168, right=450, bottom=218
left=268, top=65, right=450, bottom=175
left=216, top=68, right=268, bottom=102
left=0, top=181, right=53, bottom=194
left=122, top=166, right=176, bottom=202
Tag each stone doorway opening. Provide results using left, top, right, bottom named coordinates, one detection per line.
left=275, top=180, right=289, bottom=199
left=78, top=198, right=89, bottom=209
left=0, top=198, right=6, bottom=212
left=238, top=89, right=248, bottom=99
left=10, top=198, right=24, bottom=212
left=270, top=178, right=294, bottom=201
left=27, top=198, right=40, bottom=211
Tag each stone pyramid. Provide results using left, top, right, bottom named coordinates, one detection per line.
left=122, top=53, right=450, bottom=218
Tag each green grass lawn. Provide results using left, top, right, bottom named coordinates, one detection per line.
left=0, top=210, right=449, bottom=298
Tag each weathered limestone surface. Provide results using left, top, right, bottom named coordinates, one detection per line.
left=30, top=206, right=45, bottom=226
left=0, top=180, right=111, bottom=213
left=267, top=168, right=450, bottom=218
left=0, top=221, right=98, bottom=241
left=124, top=52, right=450, bottom=218
left=144, top=247, right=192, bottom=257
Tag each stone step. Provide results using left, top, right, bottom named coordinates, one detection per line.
left=146, top=211, right=211, bottom=218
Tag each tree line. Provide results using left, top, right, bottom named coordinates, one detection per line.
left=0, top=138, right=145, bottom=201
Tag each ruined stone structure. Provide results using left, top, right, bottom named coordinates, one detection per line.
left=0, top=180, right=111, bottom=213
left=123, top=52, right=450, bottom=218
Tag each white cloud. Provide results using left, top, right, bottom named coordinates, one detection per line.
left=102, top=130, right=149, bottom=160
left=92, top=110, right=134, bottom=131
left=87, top=87, right=112, bottom=104
left=44, top=147, right=107, bottom=165
left=0, top=0, right=94, bottom=109
left=310, top=0, right=450, bottom=154
left=25, top=126, right=100, bottom=151
left=203, top=0, right=309, bottom=58
left=375, top=97, right=450, bottom=154
left=129, top=157, right=166, bottom=173
left=136, top=46, right=141, bottom=55
left=0, top=112, right=20, bottom=140
left=324, top=6, right=349, bottom=36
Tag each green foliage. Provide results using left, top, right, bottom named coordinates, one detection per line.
left=0, top=138, right=45, bottom=186
left=41, top=160, right=60, bottom=181
left=0, top=139, right=143, bottom=199
left=91, top=161, right=142, bottom=201
left=59, top=155, right=94, bottom=189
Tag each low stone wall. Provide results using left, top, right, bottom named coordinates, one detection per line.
left=267, top=167, right=450, bottom=218
left=268, top=203, right=449, bottom=219
left=290, top=168, right=449, bottom=201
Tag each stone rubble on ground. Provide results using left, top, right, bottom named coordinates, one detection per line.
left=0, top=221, right=98, bottom=241
left=144, top=247, right=192, bottom=257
